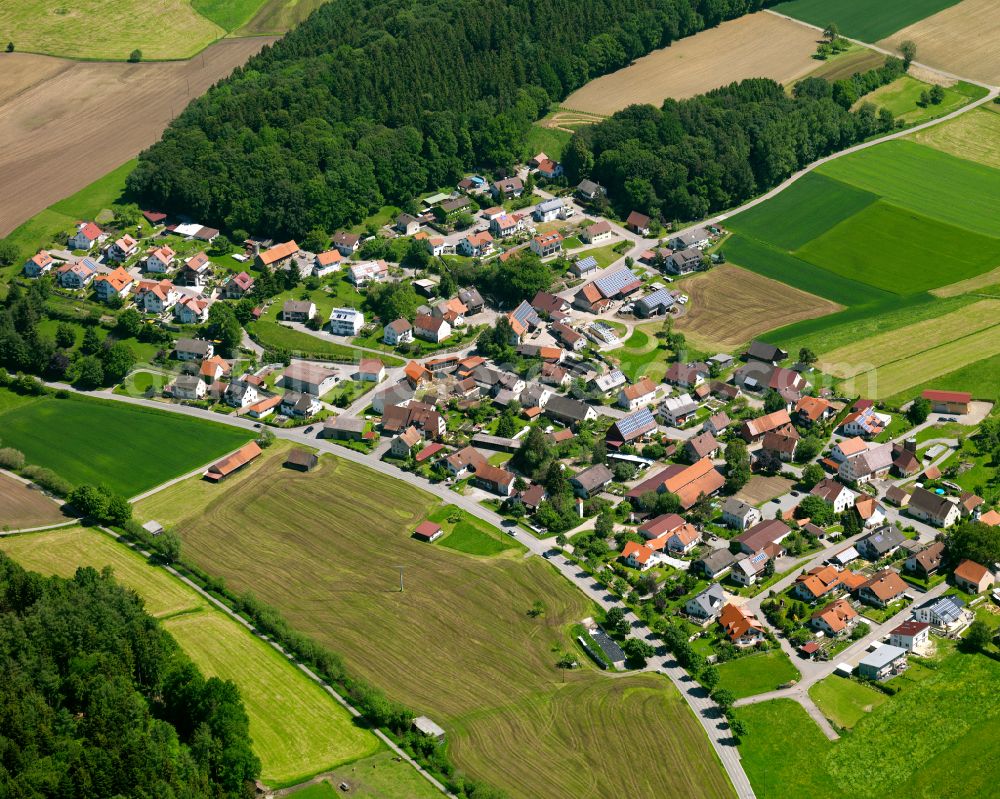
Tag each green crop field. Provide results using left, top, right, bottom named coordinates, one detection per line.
left=288, top=752, right=443, bottom=799
left=0, top=525, right=380, bottom=788
left=738, top=645, right=1000, bottom=799
left=796, top=201, right=1000, bottom=294
left=817, top=141, right=1000, bottom=238
left=0, top=389, right=251, bottom=497
left=772, top=0, right=961, bottom=42
left=134, top=446, right=734, bottom=799
left=809, top=675, right=888, bottom=730
left=714, top=651, right=800, bottom=700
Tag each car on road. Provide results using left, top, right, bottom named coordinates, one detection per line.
left=304, top=426, right=313, bottom=433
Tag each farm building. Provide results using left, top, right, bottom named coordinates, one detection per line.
left=284, top=449, right=319, bottom=472
left=204, top=442, right=262, bottom=482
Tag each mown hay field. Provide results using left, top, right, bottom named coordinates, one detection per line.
left=135, top=447, right=735, bottom=799
left=562, top=13, right=817, bottom=114
left=0, top=526, right=378, bottom=787
left=0, top=389, right=252, bottom=498
left=818, top=300, right=1000, bottom=379
left=771, top=0, right=961, bottom=42
left=879, top=0, right=1000, bottom=86
left=673, top=265, right=841, bottom=351
left=910, top=106, right=1000, bottom=172
left=0, top=473, right=69, bottom=531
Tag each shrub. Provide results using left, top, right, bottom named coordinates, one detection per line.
left=20, top=465, right=73, bottom=496
left=0, top=448, right=25, bottom=470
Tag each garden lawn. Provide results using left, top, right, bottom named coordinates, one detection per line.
left=0, top=389, right=251, bottom=497
left=714, top=650, right=800, bottom=699
left=808, top=675, right=887, bottom=729
left=772, top=0, right=961, bottom=41
left=0, top=525, right=377, bottom=787
left=428, top=505, right=521, bottom=557
left=740, top=647, right=1000, bottom=798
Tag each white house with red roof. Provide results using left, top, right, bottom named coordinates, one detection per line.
left=174, top=296, right=210, bottom=324
left=57, top=259, right=99, bottom=289
left=221, top=271, right=255, bottom=298
left=23, top=251, right=56, bottom=277
left=457, top=231, right=493, bottom=257
left=137, top=279, right=180, bottom=314
left=107, top=234, right=139, bottom=262
left=93, top=267, right=134, bottom=302
left=69, top=222, right=103, bottom=250
left=146, top=245, right=176, bottom=273
left=414, top=314, right=451, bottom=343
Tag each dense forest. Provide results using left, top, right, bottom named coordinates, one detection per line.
left=127, top=0, right=776, bottom=237
left=0, top=554, right=260, bottom=798
left=562, top=76, right=897, bottom=222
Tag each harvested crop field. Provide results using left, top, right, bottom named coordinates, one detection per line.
left=879, top=0, right=1000, bottom=86
left=135, top=447, right=734, bottom=799
left=562, top=13, right=818, bottom=114
left=735, top=476, right=793, bottom=506
left=910, top=107, right=1000, bottom=172
left=819, top=300, right=1000, bottom=379
left=0, top=39, right=275, bottom=237
left=673, top=264, right=841, bottom=350
left=0, top=472, right=69, bottom=531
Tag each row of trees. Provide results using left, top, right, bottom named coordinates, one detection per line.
left=127, top=0, right=778, bottom=237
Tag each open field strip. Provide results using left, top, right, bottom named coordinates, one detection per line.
left=714, top=651, right=800, bottom=700
left=0, top=0, right=223, bottom=60
left=0, top=525, right=379, bottom=787
left=164, top=611, right=380, bottom=786
left=819, top=299, right=1000, bottom=378
left=802, top=48, right=886, bottom=82
left=879, top=0, right=1000, bottom=86
left=672, top=264, right=841, bottom=351
left=288, top=751, right=443, bottom=799
left=858, top=75, right=984, bottom=124
left=135, top=447, right=734, bottom=799
left=909, top=106, right=1000, bottom=171
left=772, top=0, right=961, bottom=42
left=849, top=325, right=1000, bottom=399
left=885, top=351, right=1000, bottom=406
left=808, top=675, right=888, bottom=730
left=0, top=472, right=69, bottom=530
left=234, top=0, right=327, bottom=36
left=0, top=389, right=252, bottom=497
left=931, top=265, right=1000, bottom=297
left=562, top=12, right=818, bottom=114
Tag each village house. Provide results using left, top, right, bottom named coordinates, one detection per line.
left=543, top=395, right=598, bottom=429
left=719, top=603, right=766, bottom=647
left=839, top=442, right=894, bottom=484
left=332, top=232, right=361, bottom=256
left=225, top=378, right=258, bottom=408
left=458, top=287, right=484, bottom=314
left=664, top=362, right=708, bottom=389
left=795, top=396, right=834, bottom=426
left=622, top=541, right=657, bottom=570
left=457, top=231, right=494, bottom=258
left=282, top=300, right=316, bottom=322
left=491, top=177, right=523, bottom=199
left=731, top=551, right=772, bottom=587
left=382, top=401, right=446, bottom=439
left=858, top=645, right=908, bottom=681
left=570, top=464, right=614, bottom=499
left=857, top=569, right=908, bottom=608
left=841, top=406, right=890, bottom=438
left=914, top=595, right=970, bottom=633
left=93, top=267, right=134, bottom=302
left=23, top=250, right=56, bottom=277
left=146, top=245, right=176, bottom=273
left=606, top=407, right=659, bottom=448
left=855, top=496, right=887, bottom=529
left=106, top=235, right=138, bottom=262
left=580, top=219, right=613, bottom=244
left=702, top=412, right=731, bottom=438
left=907, top=487, right=961, bottom=527
left=856, top=525, right=905, bottom=561
left=530, top=232, right=563, bottom=258
left=572, top=282, right=612, bottom=313
left=889, top=620, right=930, bottom=653
left=695, top=549, right=739, bottom=580
left=328, top=307, right=364, bottom=336
left=576, top=179, right=605, bottom=201
left=281, top=362, right=338, bottom=396
left=740, top=409, right=793, bottom=443
left=685, top=431, right=719, bottom=462
left=174, top=296, right=209, bottom=324
left=669, top=227, right=711, bottom=250
left=171, top=374, right=206, bottom=401
left=664, top=248, right=702, bottom=275
left=382, top=318, right=414, bottom=347
left=281, top=391, right=323, bottom=418
left=531, top=290, right=570, bottom=318
left=658, top=393, right=700, bottom=426
left=433, top=297, right=468, bottom=327
left=793, top=565, right=865, bottom=602
left=69, top=221, right=103, bottom=250
left=958, top=491, right=984, bottom=520
left=313, top=249, right=342, bottom=276
left=347, top=260, right=389, bottom=286
left=57, top=259, right=99, bottom=289
left=905, top=540, right=945, bottom=577
left=810, top=597, right=858, bottom=636
left=627, top=457, right=725, bottom=510
left=490, top=214, right=524, bottom=238
left=436, top=196, right=473, bottom=222
left=685, top=584, right=726, bottom=621
left=175, top=338, right=213, bottom=361
left=474, top=463, right=515, bottom=496
left=735, top=519, right=791, bottom=555
left=414, top=314, right=451, bottom=343
left=445, top=445, right=487, bottom=478
left=221, top=271, right=254, bottom=298
left=722, top=498, right=761, bottom=531
left=760, top=429, right=799, bottom=462
left=199, top=355, right=231, bottom=384
left=535, top=158, right=562, bottom=179
left=625, top=210, right=651, bottom=235
left=391, top=426, right=424, bottom=458
left=137, top=279, right=180, bottom=314
left=395, top=213, right=421, bottom=236
left=618, top=377, right=657, bottom=411
left=953, top=559, right=994, bottom=594
left=590, top=369, right=627, bottom=396
left=811, top=478, right=857, bottom=513
left=357, top=358, right=385, bottom=383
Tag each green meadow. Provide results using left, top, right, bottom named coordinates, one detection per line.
left=772, top=0, right=961, bottom=42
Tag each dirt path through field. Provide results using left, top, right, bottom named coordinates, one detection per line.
left=0, top=38, right=276, bottom=237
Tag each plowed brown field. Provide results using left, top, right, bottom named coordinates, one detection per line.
left=0, top=38, right=275, bottom=237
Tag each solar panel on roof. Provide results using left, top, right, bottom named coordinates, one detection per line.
left=615, top=408, right=656, bottom=437
left=638, top=288, right=675, bottom=310
left=575, top=256, right=598, bottom=272
left=595, top=268, right=640, bottom=298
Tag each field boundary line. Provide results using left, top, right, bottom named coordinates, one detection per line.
left=94, top=525, right=457, bottom=798
left=763, top=8, right=999, bottom=90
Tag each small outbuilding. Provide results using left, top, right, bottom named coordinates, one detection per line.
left=413, top=521, right=443, bottom=543
left=413, top=716, right=446, bottom=740
left=284, top=449, right=319, bottom=472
